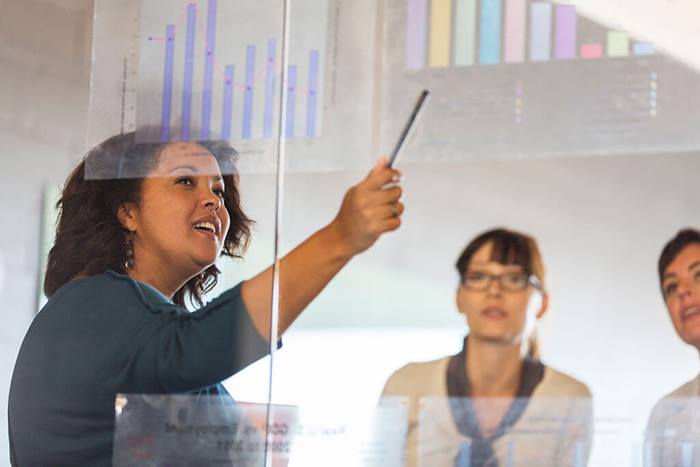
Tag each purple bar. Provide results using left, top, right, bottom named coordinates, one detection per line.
left=306, top=50, right=319, bottom=139
left=242, top=45, right=255, bottom=140
left=263, top=38, right=276, bottom=139
left=221, top=66, right=234, bottom=140
left=555, top=5, right=577, bottom=60
left=201, top=0, right=217, bottom=140
left=160, top=25, right=176, bottom=142
left=286, top=65, right=297, bottom=138
left=181, top=3, right=196, bottom=141
left=406, top=0, right=428, bottom=69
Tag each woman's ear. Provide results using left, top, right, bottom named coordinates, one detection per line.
left=117, top=203, right=139, bottom=232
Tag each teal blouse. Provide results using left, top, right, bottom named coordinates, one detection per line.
left=9, top=270, right=271, bottom=465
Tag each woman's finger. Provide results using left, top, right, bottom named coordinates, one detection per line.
left=362, top=164, right=401, bottom=191
left=378, top=202, right=405, bottom=220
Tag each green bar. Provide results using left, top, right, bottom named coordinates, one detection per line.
left=454, top=0, right=477, bottom=66
left=607, top=30, right=630, bottom=57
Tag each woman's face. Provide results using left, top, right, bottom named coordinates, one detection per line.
left=661, top=243, right=700, bottom=349
left=124, top=142, right=231, bottom=282
left=456, top=242, right=545, bottom=347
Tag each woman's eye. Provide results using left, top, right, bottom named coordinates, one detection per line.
left=214, top=189, right=225, bottom=198
left=176, top=177, right=194, bottom=187
left=664, top=283, right=678, bottom=297
left=694, top=271, right=700, bottom=282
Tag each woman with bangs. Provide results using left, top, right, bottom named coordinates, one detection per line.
left=9, top=131, right=404, bottom=465
left=382, top=228, right=593, bottom=467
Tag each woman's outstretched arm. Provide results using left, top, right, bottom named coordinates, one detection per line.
left=241, top=159, right=403, bottom=339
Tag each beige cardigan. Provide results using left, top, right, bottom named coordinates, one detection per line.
left=645, top=374, right=700, bottom=467
left=382, top=357, right=593, bottom=467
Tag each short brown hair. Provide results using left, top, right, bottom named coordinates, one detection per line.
left=44, top=132, right=253, bottom=307
left=658, top=228, right=700, bottom=287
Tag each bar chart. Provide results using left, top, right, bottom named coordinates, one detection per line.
left=405, top=0, right=656, bottom=69
left=381, top=0, right=700, bottom=164
left=136, top=0, right=327, bottom=143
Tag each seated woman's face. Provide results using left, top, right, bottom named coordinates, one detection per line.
left=128, top=142, right=231, bottom=279
left=456, top=241, right=540, bottom=347
left=661, top=243, right=700, bottom=348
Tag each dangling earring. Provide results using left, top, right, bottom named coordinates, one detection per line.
left=125, top=231, right=135, bottom=270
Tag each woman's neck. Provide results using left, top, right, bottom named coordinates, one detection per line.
left=128, top=263, right=187, bottom=300
left=466, top=336, right=524, bottom=398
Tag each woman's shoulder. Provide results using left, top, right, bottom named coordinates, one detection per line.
left=45, top=270, right=173, bottom=314
left=382, top=356, right=450, bottom=397
left=536, top=365, right=592, bottom=398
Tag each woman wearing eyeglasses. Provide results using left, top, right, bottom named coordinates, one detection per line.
left=382, top=228, right=593, bottom=467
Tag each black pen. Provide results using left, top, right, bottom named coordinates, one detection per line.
left=388, top=89, right=431, bottom=167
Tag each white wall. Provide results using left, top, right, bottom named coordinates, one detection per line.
left=0, top=0, right=93, bottom=460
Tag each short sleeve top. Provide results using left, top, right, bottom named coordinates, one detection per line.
left=9, top=270, right=271, bottom=465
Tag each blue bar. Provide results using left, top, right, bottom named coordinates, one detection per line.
left=181, top=3, right=196, bottom=141
left=479, top=0, right=502, bottom=64
left=221, top=65, right=234, bottom=140
left=506, top=441, right=514, bottom=467
left=529, top=2, right=552, bottom=61
left=306, top=50, right=319, bottom=138
left=633, top=41, right=655, bottom=56
left=575, top=441, right=584, bottom=467
left=455, top=442, right=471, bottom=467
left=682, top=442, right=693, bottom=467
left=201, top=0, right=217, bottom=140
left=160, top=25, right=176, bottom=142
left=242, top=45, right=255, bottom=140
left=286, top=65, right=297, bottom=138
left=263, top=38, right=276, bottom=139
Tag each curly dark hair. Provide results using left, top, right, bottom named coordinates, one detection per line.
left=44, top=131, right=253, bottom=307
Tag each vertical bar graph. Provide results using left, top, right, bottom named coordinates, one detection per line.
left=306, top=50, right=320, bottom=138
left=263, top=38, right=277, bottom=139
left=145, top=0, right=325, bottom=143
left=555, top=5, right=577, bottom=60
left=221, top=65, right=234, bottom=140
left=503, top=0, right=526, bottom=63
left=181, top=3, right=196, bottom=141
left=406, top=0, right=428, bottom=69
left=580, top=43, right=603, bottom=59
left=286, top=65, right=297, bottom=138
left=429, top=0, right=452, bottom=67
left=633, top=41, right=655, bottom=56
left=454, top=0, right=477, bottom=66
left=201, top=0, right=217, bottom=140
left=160, top=25, right=176, bottom=142
left=607, top=30, right=630, bottom=57
left=529, top=2, right=552, bottom=62
left=479, top=0, right=502, bottom=64
left=242, top=45, right=255, bottom=140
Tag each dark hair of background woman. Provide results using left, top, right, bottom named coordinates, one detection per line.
left=44, top=131, right=253, bottom=307
left=455, top=228, right=545, bottom=287
left=658, top=228, right=700, bottom=288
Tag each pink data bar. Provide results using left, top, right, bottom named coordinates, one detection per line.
left=580, top=43, right=603, bottom=59
left=504, top=0, right=527, bottom=63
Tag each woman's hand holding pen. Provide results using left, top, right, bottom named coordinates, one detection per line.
left=329, top=157, right=404, bottom=257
